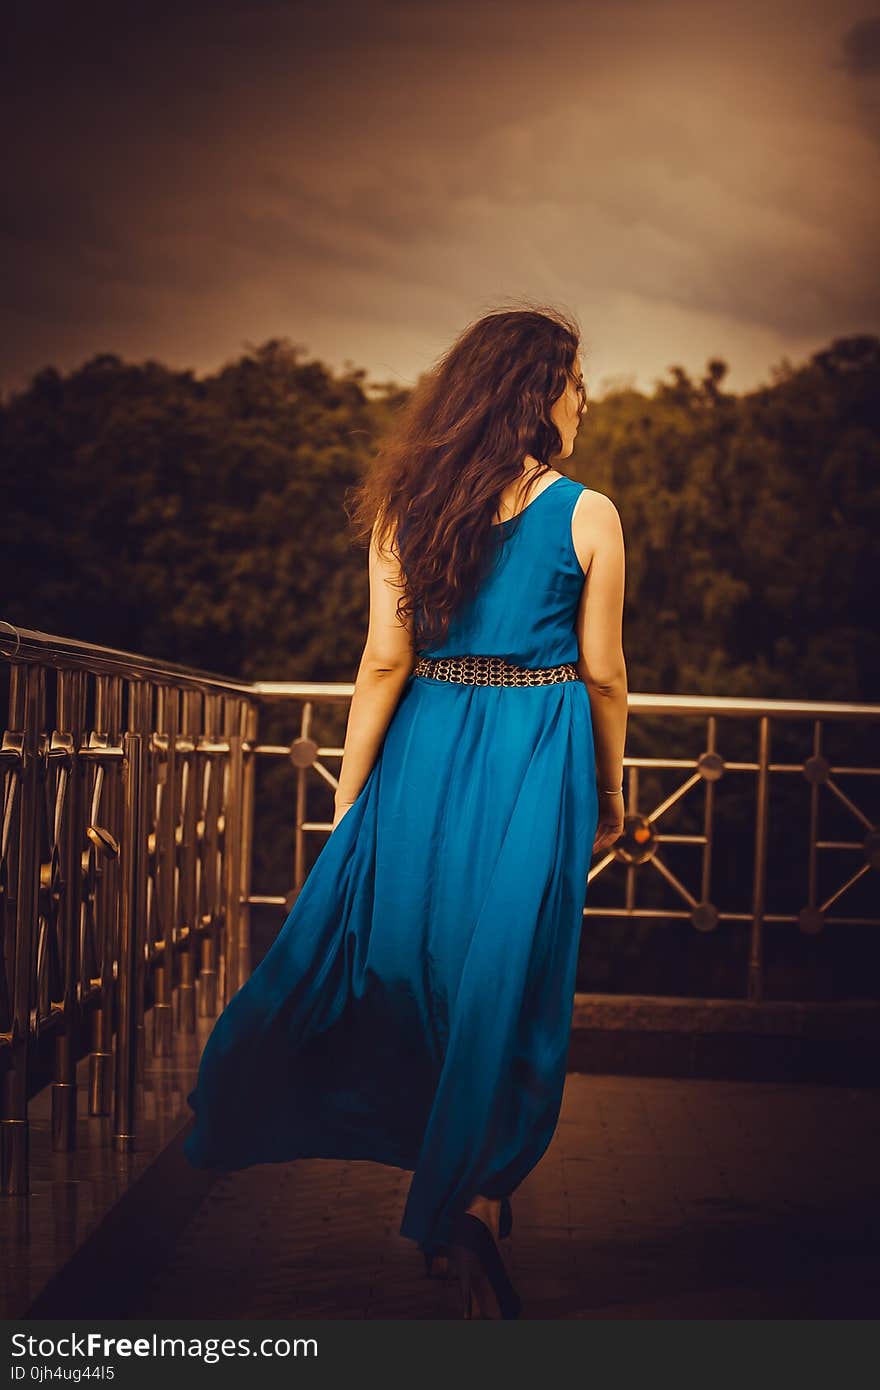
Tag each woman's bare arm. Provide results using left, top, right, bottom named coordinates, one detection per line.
left=572, top=491, right=628, bottom=845
left=333, top=519, right=416, bottom=818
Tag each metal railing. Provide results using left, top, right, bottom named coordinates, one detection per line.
left=0, top=624, right=258, bottom=1195
left=260, top=684, right=880, bottom=1003
left=1, top=623, right=878, bottom=1193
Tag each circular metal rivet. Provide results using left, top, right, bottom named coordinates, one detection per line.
left=692, top=902, right=719, bottom=933
left=803, top=754, right=831, bottom=785
left=289, top=737, right=319, bottom=769
left=697, top=751, right=724, bottom=782
left=864, top=828, right=880, bottom=872
left=798, top=907, right=825, bottom=936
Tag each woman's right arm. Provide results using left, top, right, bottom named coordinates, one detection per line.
left=572, top=491, right=628, bottom=853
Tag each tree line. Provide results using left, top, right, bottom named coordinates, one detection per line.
left=2, top=334, right=877, bottom=702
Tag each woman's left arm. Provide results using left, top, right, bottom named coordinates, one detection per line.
left=332, top=517, right=416, bottom=827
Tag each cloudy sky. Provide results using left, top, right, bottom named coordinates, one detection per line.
left=3, top=0, right=879, bottom=397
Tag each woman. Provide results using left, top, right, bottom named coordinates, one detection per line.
left=184, top=305, right=628, bottom=1320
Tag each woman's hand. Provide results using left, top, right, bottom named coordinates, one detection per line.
left=593, top=789, right=625, bottom=854
left=331, top=800, right=355, bottom=831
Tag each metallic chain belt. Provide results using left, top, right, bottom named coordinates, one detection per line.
left=413, top=654, right=580, bottom=687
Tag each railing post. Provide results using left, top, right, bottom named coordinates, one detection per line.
left=176, top=689, right=201, bottom=1033
left=152, top=684, right=178, bottom=1057
left=239, top=701, right=258, bottom=986
left=748, top=714, right=771, bottom=1002
left=197, top=692, right=223, bottom=1017
left=1, top=664, right=44, bottom=1194
left=222, top=698, right=245, bottom=1003
left=113, top=680, right=150, bottom=1152
left=52, top=667, right=87, bottom=1151
left=88, top=674, right=123, bottom=1115
left=293, top=701, right=314, bottom=896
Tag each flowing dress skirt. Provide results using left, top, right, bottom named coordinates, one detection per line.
left=184, top=672, right=597, bottom=1255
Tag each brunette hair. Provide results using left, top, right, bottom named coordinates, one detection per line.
left=345, top=303, right=583, bottom=653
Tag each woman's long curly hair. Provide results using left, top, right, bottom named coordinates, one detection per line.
left=345, top=303, right=584, bottom=654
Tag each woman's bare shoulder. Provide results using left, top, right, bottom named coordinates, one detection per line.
left=573, top=487, right=622, bottom=528
left=571, top=488, right=624, bottom=572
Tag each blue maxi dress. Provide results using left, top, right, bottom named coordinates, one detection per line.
left=184, top=474, right=599, bottom=1257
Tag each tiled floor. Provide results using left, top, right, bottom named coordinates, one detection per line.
left=6, top=996, right=880, bottom=1321
left=128, top=1073, right=880, bottom=1319
left=1, top=1023, right=206, bottom=1320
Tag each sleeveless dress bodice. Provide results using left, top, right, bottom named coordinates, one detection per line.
left=419, top=474, right=587, bottom=667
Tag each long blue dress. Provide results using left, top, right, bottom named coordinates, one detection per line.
left=183, top=473, right=599, bottom=1257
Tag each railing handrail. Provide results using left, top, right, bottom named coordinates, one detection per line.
left=3, top=621, right=878, bottom=721
left=255, top=682, right=880, bottom=719
left=0, top=621, right=255, bottom=697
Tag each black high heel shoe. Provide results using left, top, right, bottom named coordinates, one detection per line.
left=423, top=1196, right=512, bottom=1278
left=449, top=1210, right=521, bottom=1320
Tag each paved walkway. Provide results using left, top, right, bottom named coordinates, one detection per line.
left=130, top=1073, right=880, bottom=1319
